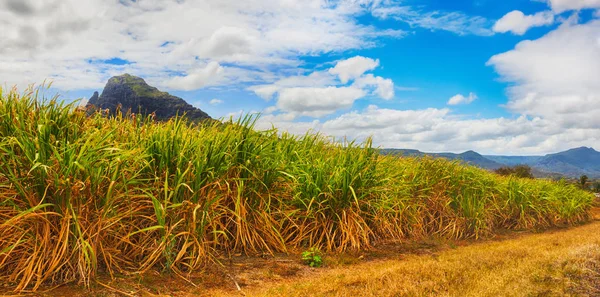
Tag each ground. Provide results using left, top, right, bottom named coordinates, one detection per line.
left=3, top=206, right=600, bottom=297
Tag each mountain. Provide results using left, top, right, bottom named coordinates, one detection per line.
left=87, top=74, right=211, bottom=122
left=381, top=149, right=425, bottom=157
left=483, top=155, right=543, bottom=166
left=382, top=147, right=600, bottom=178
left=382, top=149, right=504, bottom=170
left=436, top=150, right=504, bottom=170
left=534, top=147, right=600, bottom=178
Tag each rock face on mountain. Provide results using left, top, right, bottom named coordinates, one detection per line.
left=87, top=74, right=211, bottom=121
left=89, top=91, right=99, bottom=103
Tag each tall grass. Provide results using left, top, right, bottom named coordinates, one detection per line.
left=0, top=86, right=594, bottom=291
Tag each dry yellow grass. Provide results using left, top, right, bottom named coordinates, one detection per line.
left=206, top=211, right=600, bottom=297
left=6, top=210, right=599, bottom=296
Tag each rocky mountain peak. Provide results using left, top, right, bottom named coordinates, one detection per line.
left=87, top=74, right=211, bottom=122
left=89, top=91, right=99, bottom=104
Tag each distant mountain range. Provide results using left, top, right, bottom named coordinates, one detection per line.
left=382, top=147, right=600, bottom=178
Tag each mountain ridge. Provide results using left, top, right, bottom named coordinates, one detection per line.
left=382, top=146, right=600, bottom=178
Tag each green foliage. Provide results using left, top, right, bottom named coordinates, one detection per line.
left=494, top=165, right=534, bottom=179
left=301, top=247, right=323, bottom=268
left=580, top=175, right=589, bottom=189
left=0, top=86, right=595, bottom=291
left=110, top=73, right=167, bottom=98
left=593, top=182, right=600, bottom=193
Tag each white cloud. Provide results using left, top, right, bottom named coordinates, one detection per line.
left=353, top=74, right=395, bottom=99
left=201, top=26, right=257, bottom=58
left=484, top=19, right=600, bottom=150
left=276, top=86, right=366, bottom=118
left=248, top=56, right=395, bottom=118
left=493, top=10, right=554, bottom=35
left=251, top=85, right=281, bottom=101
left=209, top=98, right=223, bottom=105
left=447, top=92, right=477, bottom=105
left=321, top=106, right=450, bottom=134
left=371, top=6, right=494, bottom=36
left=256, top=103, right=599, bottom=155
left=329, top=56, right=380, bottom=83
left=0, top=0, right=405, bottom=90
left=547, top=0, right=600, bottom=13
left=164, top=62, right=225, bottom=91
left=2, top=0, right=36, bottom=16
left=263, top=106, right=279, bottom=114
left=487, top=20, right=600, bottom=128
left=256, top=105, right=557, bottom=154
left=249, top=70, right=338, bottom=101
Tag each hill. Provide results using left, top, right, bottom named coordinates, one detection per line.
left=534, top=147, right=600, bottom=177
left=384, top=147, right=600, bottom=178
left=87, top=74, right=211, bottom=121
left=436, top=150, right=504, bottom=170
left=485, top=147, right=600, bottom=178
left=484, top=155, right=543, bottom=166
left=382, top=149, right=504, bottom=170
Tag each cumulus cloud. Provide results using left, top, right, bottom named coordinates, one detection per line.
left=493, top=10, right=554, bottom=35
left=257, top=101, right=600, bottom=155
left=251, top=71, right=337, bottom=96
left=0, top=0, right=405, bottom=90
left=353, top=74, right=395, bottom=99
left=251, top=85, right=281, bottom=101
left=3, top=0, right=36, bottom=16
left=487, top=19, right=600, bottom=129
left=201, top=27, right=256, bottom=58
left=209, top=98, right=223, bottom=105
left=329, top=56, right=380, bottom=83
left=546, top=0, right=600, bottom=13
left=249, top=56, right=395, bottom=118
left=249, top=70, right=338, bottom=101
left=164, top=62, right=225, bottom=91
left=276, top=86, right=366, bottom=118
left=447, top=92, right=477, bottom=105
left=255, top=104, right=590, bottom=154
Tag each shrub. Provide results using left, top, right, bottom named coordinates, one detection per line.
left=494, top=165, right=534, bottom=179
left=302, top=248, right=324, bottom=268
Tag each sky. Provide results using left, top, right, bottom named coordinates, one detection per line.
left=1, top=0, right=600, bottom=155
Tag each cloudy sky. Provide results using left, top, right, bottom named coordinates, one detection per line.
left=2, top=0, right=600, bottom=155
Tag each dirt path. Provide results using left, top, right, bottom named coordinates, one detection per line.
left=208, top=208, right=600, bottom=297
left=6, top=208, right=600, bottom=297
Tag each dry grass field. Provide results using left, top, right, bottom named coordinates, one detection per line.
left=218, top=207, right=600, bottom=297
left=0, top=87, right=596, bottom=296
left=12, top=206, right=599, bottom=297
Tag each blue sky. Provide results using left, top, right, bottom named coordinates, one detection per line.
left=2, top=0, right=600, bottom=154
